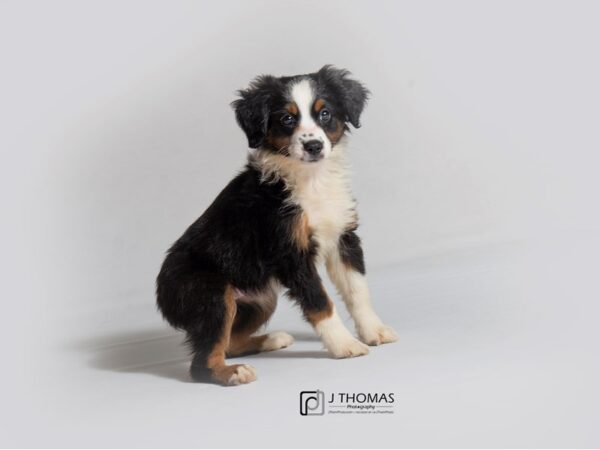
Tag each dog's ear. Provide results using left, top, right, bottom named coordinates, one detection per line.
left=231, top=75, right=276, bottom=149
left=317, top=65, right=370, bottom=128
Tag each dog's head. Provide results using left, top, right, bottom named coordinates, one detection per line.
left=232, top=66, right=369, bottom=163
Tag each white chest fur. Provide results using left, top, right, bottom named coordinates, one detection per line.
left=291, top=161, right=356, bottom=260
left=251, top=144, right=358, bottom=261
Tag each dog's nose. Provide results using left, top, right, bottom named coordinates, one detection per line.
left=303, top=140, right=323, bottom=155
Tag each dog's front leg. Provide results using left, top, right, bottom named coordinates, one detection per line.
left=280, top=264, right=369, bottom=358
left=326, top=230, right=398, bottom=346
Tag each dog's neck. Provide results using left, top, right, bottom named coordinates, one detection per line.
left=251, top=138, right=357, bottom=261
left=249, top=138, right=352, bottom=193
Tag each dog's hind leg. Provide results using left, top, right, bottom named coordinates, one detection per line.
left=227, top=283, right=294, bottom=357
left=187, top=284, right=257, bottom=386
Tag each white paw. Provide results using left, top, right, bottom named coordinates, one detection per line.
left=359, top=324, right=399, bottom=346
left=328, top=337, right=370, bottom=359
left=261, top=331, right=294, bottom=351
left=227, top=364, right=257, bottom=386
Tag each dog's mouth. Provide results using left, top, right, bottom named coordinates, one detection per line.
left=301, top=153, right=325, bottom=163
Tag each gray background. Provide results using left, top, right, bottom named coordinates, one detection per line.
left=1, top=0, right=599, bottom=447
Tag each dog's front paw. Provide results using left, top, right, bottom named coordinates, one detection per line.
left=328, top=337, right=370, bottom=359
left=358, top=324, right=399, bottom=346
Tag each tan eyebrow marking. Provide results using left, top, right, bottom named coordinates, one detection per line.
left=286, top=102, right=298, bottom=115
left=313, top=98, right=326, bottom=112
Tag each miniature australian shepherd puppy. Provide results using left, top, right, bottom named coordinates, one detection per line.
left=156, top=65, right=397, bottom=386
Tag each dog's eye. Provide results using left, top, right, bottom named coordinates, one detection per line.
left=280, top=114, right=296, bottom=127
left=319, top=109, right=331, bottom=123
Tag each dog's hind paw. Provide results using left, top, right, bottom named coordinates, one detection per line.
left=226, top=364, right=257, bottom=386
left=261, top=331, right=294, bottom=351
left=209, top=363, right=257, bottom=386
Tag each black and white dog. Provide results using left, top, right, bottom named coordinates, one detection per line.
left=156, top=66, right=397, bottom=386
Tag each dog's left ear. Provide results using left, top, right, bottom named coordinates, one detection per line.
left=231, top=75, right=276, bottom=149
left=317, top=65, right=370, bottom=128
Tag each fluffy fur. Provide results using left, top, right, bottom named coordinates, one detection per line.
left=156, top=65, right=397, bottom=386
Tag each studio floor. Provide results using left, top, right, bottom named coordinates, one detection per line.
left=3, top=235, right=599, bottom=448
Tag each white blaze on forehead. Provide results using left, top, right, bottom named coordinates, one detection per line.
left=290, top=79, right=316, bottom=129
left=285, top=77, right=331, bottom=161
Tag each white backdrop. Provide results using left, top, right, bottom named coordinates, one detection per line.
left=1, top=0, right=599, bottom=447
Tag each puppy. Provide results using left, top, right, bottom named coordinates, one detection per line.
left=156, top=65, right=397, bottom=386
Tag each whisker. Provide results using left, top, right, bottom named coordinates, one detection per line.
left=277, top=144, right=290, bottom=155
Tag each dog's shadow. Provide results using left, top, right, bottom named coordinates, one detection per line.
left=80, top=328, right=326, bottom=383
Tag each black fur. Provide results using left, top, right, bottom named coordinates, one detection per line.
left=156, top=166, right=331, bottom=367
left=339, top=229, right=366, bottom=275
left=231, top=75, right=287, bottom=149
left=314, top=65, right=370, bottom=128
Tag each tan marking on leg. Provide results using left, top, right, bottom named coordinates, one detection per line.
left=228, top=334, right=269, bottom=357
left=205, top=286, right=257, bottom=386
left=228, top=331, right=294, bottom=356
left=205, top=285, right=235, bottom=371
left=304, top=298, right=334, bottom=326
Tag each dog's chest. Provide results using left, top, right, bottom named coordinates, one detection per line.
left=292, top=172, right=357, bottom=259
